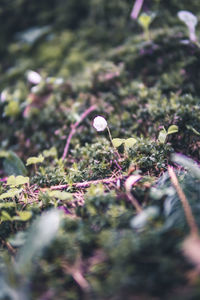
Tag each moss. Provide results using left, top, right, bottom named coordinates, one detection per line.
left=0, top=0, right=200, bottom=299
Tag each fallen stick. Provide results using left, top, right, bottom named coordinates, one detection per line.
left=50, top=175, right=124, bottom=190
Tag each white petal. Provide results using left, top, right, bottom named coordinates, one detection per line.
left=93, top=116, right=107, bottom=132
left=0, top=90, right=7, bottom=102
left=27, top=70, right=42, bottom=85
left=178, top=11, right=198, bottom=28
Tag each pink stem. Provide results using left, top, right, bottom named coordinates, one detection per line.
left=62, top=105, right=97, bottom=160
left=130, top=0, right=144, bottom=19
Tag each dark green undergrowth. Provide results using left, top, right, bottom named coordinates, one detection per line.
left=0, top=1, right=200, bottom=299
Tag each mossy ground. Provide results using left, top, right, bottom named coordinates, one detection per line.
left=0, top=1, right=200, bottom=299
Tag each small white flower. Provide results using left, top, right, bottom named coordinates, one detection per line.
left=178, top=11, right=198, bottom=42
left=27, top=70, right=42, bottom=85
left=0, top=90, right=8, bottom=102
left=93, top=116, right=107, bottom=132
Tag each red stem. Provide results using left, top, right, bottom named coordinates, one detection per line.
left=130, top=0, right=144, bottom=19
left=62, top=105, right=97, bottom=160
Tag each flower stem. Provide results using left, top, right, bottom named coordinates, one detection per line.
left=106, top=126, right=121, bottom=159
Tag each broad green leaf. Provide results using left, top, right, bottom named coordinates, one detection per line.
left=112, top=138, right=125, bottom=148
left=1, top=151, right=27, bottom=176
left=124, top=138, right=137, bottom=148
left=172, top=153, right=200, bottom=180
left=47, top=190, right=73, bottom=201
left=43, top=147, right=57, bottom=158
left=26, top=154, right=44, bottom=166
left=13, top=211, right=32, bottom=222
left=167, top=125, right=179, bottom=135
left=4, top=101, right=20, bottom=117
left=0, top=188, right=22, bottom=199
left=16, top=209, right=61, bottom=275
left=158, top=130, right=167, bottom=143
left=1, top=210, right=13, bottom=222
left=7, top=175, right=29, bottom=187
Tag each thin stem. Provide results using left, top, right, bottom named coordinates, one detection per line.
left=126, top=191, right=142, bottom=214
left=145, top=28, right=150, bottom=42
left=0, top=238, right=16, bottom=254
left=106, top=126, right=121, bottom=159
left=106, top=126, right=113, bottom=146
left=62, top=105, right=97, bottom=160
left=168, top=166, right=199, bottom=238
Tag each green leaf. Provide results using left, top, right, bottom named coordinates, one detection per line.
left=7, top=175, right=29, bottom=187
left=16, top=209, right=61, bottom=275
left=43, top=147, right=57, bottom=158
left=4, top=101, right=20, bottom=117
left=47, top=190, right=73, bottom=201
left=124, top=138, right=137, bottom=148
left=1, top=210, right=13, bottom=222
left=26, top=154, right=44, bottom=166
left=186, top=125, right=200, bottom=136
left=0, top=188, right=22, bottom=199
left=0, top=150, right=9, bottom=158
left=1, top=151, right=27, bottom=176
left=13, top=211, right=32, bottom=222
left=171, top=153, right=200, bottom=180
left=158, top=130, right=167, bottom=143
left=167, top=125, right=179, bottom=135
left=138, top=12, right=155, bottom=30
left=112, top=138, right=125, bottom=148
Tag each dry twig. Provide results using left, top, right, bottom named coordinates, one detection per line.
left=50, top=175, right=124, bottom=190
left=168, top=166, right=199, bottom=237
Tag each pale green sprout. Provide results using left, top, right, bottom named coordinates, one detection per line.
left=112, top=137, right=137, bottom=153
left=0, top=188, right=22, bottom=200
left=26, top=154, right=44, bottom=166
left=46, top=190, right=73, bottom=207
left=4, top=100, right=20, bottom=117
left=93, top=116, right=138, bottom=157
left=158, top=125, right=179, bottom=144
left=6, top=175, right=29, bottom=187
left=0, top=176, right=29, bottom=202
left=43, top=147, right=57, bottom=158
left=138, top=12, right=156, bottom=41
left=0, top=207, right=32, bottom=223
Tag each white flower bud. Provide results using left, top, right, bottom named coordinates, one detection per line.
left=0, top=90, right=7, bottom=102
left=27, top=70, right=42, bottom=85
left=93, top=116, right=107, bottom=132
left=178, top=11, right=198, bottom=42
left=178, top=11, right=198, bottom=28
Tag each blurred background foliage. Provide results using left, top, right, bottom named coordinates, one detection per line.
left=0, top=0, right=200, bottom=299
